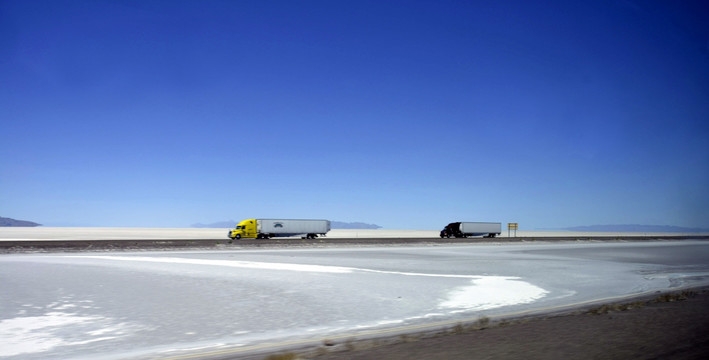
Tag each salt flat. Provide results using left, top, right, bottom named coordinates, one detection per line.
left=2, top=241, right=709, bottom=359
left=0, top=227, right=705, bottom=241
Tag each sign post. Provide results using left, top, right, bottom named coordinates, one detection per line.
left=507, top=223, right=518, bottom=237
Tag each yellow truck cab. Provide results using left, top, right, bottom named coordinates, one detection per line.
left=228, top=219, right=258, bottom=239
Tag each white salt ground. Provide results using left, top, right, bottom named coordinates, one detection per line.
left=0, top=312, right=117, bottom=357
left=439, top=276, right=548, bottom=310
left=1, top=227, right=704, bottom=241
left=68, top=256, right=549, bottom=314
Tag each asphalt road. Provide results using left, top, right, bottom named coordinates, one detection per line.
left=2, top=241, right=709, bottom=359
left=3, top=236, right=708, bottom=253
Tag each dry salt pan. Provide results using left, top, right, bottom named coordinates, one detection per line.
left=0, top=312, right=120, bottom=357
left=69, top=255, right=549, bottom=312
left=439, top=276, right=548, bottom=310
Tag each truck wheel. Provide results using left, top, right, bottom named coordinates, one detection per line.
left=235, top=234, right=241, bottom=240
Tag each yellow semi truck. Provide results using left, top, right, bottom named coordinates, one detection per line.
left=228, top=219, right=331, bottom=240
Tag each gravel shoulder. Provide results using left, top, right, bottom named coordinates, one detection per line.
left=304, top=287, right=709, bottom=360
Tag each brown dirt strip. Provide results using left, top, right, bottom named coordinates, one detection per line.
left=300, top=288, right=709, bottom=360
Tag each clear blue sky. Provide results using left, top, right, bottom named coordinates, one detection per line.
left=1, top=0, right=708, bottom=229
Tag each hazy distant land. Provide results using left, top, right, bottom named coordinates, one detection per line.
left=0, top=217, right=41, bottom=227
left=562, top=224, right=709, bottom=233
left=1, top=215, right=704, bottom=233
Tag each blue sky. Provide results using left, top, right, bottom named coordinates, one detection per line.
left=1, top=0, right=708, bottom=229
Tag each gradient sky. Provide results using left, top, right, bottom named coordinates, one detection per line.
left=1, top=0, right=708, bottom=229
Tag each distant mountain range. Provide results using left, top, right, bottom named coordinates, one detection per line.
left=331, top=221, right=382, bottom=229
left=6, top=216, right=700, bottom=233
left=192, top=221, right=236, bottom=228
left=562, top=224, right=709, bottom=233
left=192, top=220, right=382, bottom=229
left=0, top=216, right=41, bottom=227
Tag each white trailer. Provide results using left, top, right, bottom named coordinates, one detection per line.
left=257, top=219, right=330, bottom=239
left=440, top=222, right=502, bottom=238
left=460, top=222, right=501, bottom=237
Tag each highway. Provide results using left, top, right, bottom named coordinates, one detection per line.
left=2, top=238, right=709, bottom=359
left=1, top=227, right=707, bottom=253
